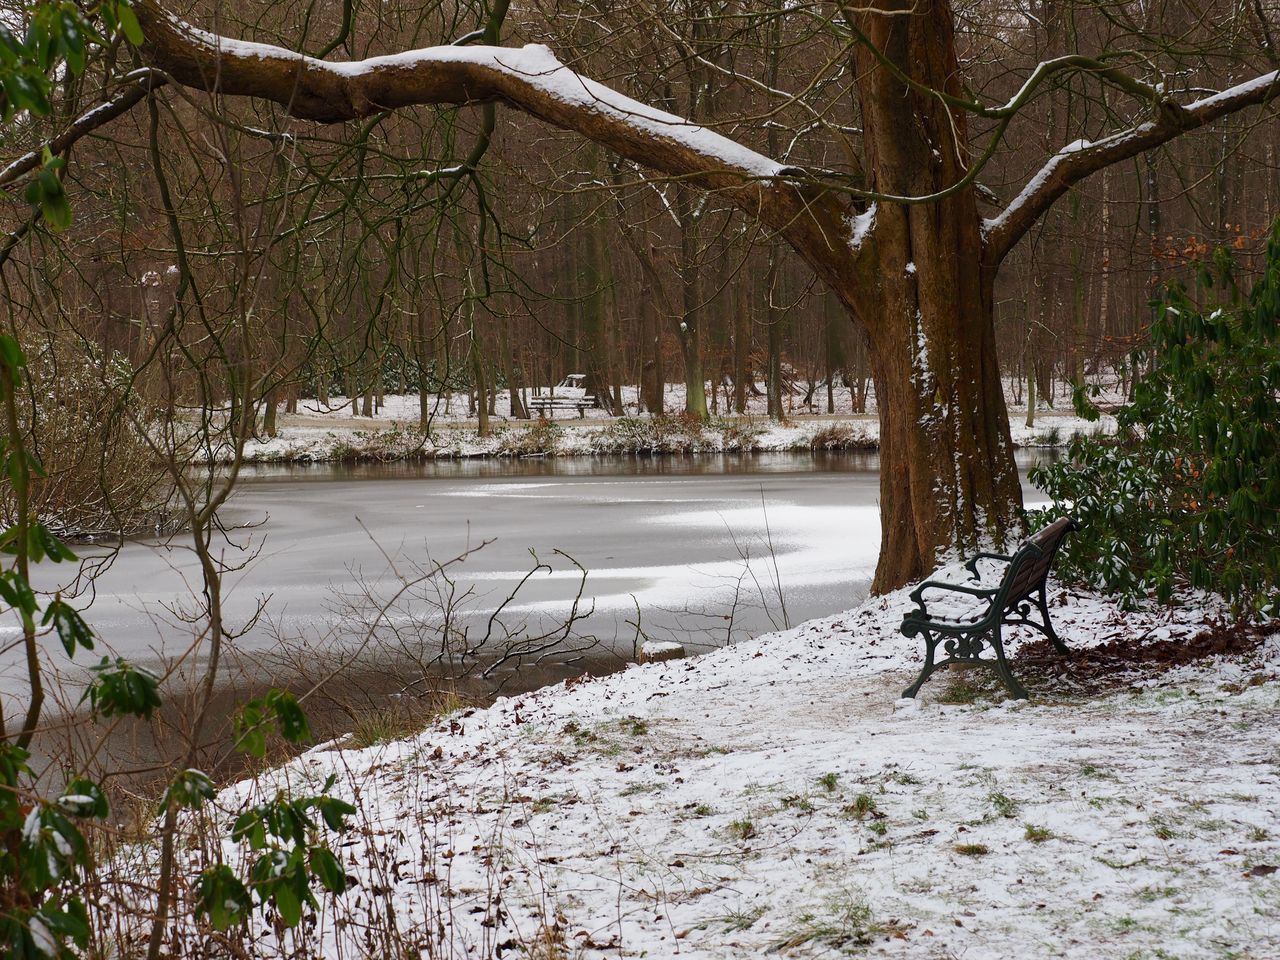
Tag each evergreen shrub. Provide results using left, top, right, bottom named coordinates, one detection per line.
left=1031, top=220, right=1280, bottom=618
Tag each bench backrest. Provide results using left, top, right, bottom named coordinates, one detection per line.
left=994, top=517, right=1077, bottom=611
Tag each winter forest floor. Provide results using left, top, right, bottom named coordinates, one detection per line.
left=118, top=568, right=1280, bottom=959
left=227, top=381, right=1118, bottom=463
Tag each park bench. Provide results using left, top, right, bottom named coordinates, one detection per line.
left=529, top=373, right=596, bottom=419
left=528, top=395, right=595, bottom=419
left=900, top=517, right=1078, bottom=700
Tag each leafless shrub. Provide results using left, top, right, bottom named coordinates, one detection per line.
left=808, top=422, right=875, bottom=452
left=715, top=416, right=766, bottom=451
left=4, top=338, right=173, bottom=536
left=592, top=412, right=714, bottom=454
left=498, top=418, right=561, bottom=457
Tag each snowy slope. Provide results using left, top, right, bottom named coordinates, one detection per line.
left=126, top=578, right=1280, bottom=959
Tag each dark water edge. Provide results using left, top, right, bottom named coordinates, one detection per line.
left=231, top=448, right=884, bottom=482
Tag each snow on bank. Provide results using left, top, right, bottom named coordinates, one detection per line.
left=229, top=409, right=1114, bottom=464
left=143, top=580, right=1280, bottom=958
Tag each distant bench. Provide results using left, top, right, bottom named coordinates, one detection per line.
left=899, top=517, right=1078, bottom=700
left=528, top=395, right=595, bottom=419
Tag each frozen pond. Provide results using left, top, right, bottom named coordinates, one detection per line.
left=4, top=452, right=1053, bottom=709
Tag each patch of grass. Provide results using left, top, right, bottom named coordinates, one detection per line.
left=350, top=716, right=409, bottom=752
left=868, top=820, right=888, bottom=837
left=892, top=771, right=922, bottom=786
left=988, top=791, right=1020, bottom=819
left=497, top=419, right=561, bottom=457
left=912, top=809, right=929, bottom=821
left=844, top=793, right=878, bottom=820
left=727, top=819, right=757, bottom=841
left=348, top=686, right=473, bottom=749
left=531, top=797, right=558, bottom=814
left=1024, top=823, right=1054, bottom=842
left=780, top=794, right=815, bottom=814
left=817, top=772, right=840, bottom=793
left=621, top=717, right=649, bottom=736
left=715, top=417, right=766, bottom=452
left=618, top=782, right=660, bottom=798
left=954, top=843, right=990, bottom=857
left=522, top=920, right=569, bottom=960
left=562, top=720, right=598, bottom=746
left=767, top=889, right=882, bottom=953
left=349, top=707, right=424, bottom=749
left=1151, top=817, right=1178, bottom=841
left=1249, top=826, right=1270, bottom=842
left=705, top=904, right=766, bottom=933
left=687, top=803, right=715, bottom=818
left=937, top=676, right=984, bottom=704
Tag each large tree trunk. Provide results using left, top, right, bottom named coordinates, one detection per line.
left=852, top=0, right=1023, bottom=591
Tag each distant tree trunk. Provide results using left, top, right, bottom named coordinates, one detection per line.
left=675, top=184, right=708, bottom=420
left=824, top=297, right=842, bottom=414
left=469, top=314, right=489, bottom=437
left=764, top=249, right=784, bottom=419
left=1069, top=189, right=1086, bottom=385
left=606, top=264, right=624, bottom=412
left=639, top=296, right=663, bottom=414
left=263, top=387, right=278, bottom=437
left=1024, top=358, right=1036, bottom=428
left=500, top=320, right=527, bottom=418
left=416, top=310, right=435, bottom=429
left=581, top=204, right=616, bottom=414
left=1145, top=151, right=1162, bottom=379
left=732, top=279, right=748, bottom=413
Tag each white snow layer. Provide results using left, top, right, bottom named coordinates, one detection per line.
left=115, top=579, right=1280, bottom=958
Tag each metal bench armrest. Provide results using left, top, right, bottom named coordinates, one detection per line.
left=963, top=551, right=1012, bottom=579
left=909, top=579, right=997, bottom=617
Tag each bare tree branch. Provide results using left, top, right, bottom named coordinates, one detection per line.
left=983, top=71, right=1280, bottom=266
left=132, top=0, right=855, bottom=279
left=0, top=69, right=167, bottom=189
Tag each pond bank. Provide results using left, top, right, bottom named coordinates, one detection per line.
left=226, top=410, right=1113, bottom=464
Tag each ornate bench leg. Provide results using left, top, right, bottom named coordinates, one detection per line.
left=989, top=627, right=1030, bottom=700
left=902, top=629, right=939, bottom=699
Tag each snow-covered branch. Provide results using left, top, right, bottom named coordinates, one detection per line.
left=983, top=70, right=1280, bottom=265
left=132, top=0, right=858, bottom=288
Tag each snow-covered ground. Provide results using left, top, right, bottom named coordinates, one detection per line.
left=131, top=573, right=1280, bottom=958
left=229, top=379, right=1115, bottom=463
